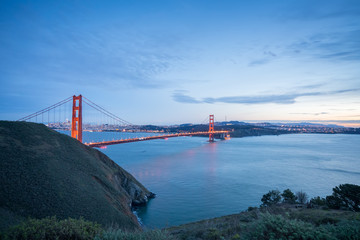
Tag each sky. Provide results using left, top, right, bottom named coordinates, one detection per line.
left=1, top=0, right=359, bottom=126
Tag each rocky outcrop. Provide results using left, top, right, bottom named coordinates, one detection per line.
left=0, top=121, right=154, bottom=231
left=95, top=150, right=156, bottom=207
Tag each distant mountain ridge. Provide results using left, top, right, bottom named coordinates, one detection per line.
left=0, top=121, right=154, bottom=231
left=140, top=120, right=359, bottom=136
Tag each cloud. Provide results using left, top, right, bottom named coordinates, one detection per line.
left=0, top=6, right=185, bottom=91
left=264, top=51, right=277, bottom=57
left=289, top=112, right=328, bottom=116
left=248, top=59, right=270, bottom=66
left=248, top=50, right=277, bottom=66
left=295, top=83, right=325, bottom=90
left=333, top=109, right=357, bottom=111
left=281, top=3, right=360, bottom=22
left=203, top=94, right=296, bottom=104
left=173, top=91, right=201, bottom=104
left=173, top=88, right=360, bottom=105
left=289, top=30, right=360, bottom=62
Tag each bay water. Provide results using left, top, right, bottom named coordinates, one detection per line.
left=70, top=131, right=360, bottom=228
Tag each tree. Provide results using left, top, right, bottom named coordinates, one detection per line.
left=326, top=195, right=342, bottom=210
left=261, top=190, right=281, bottom=207
left=296, top=191, right=308, bottom=204
left=282, top=189, right=297, bottom=204
left=326, top=184, right=360, bottom=211
left=310, top=196, right=326, bottom=206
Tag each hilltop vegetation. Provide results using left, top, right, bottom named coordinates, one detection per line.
left=168, top=185, right=360, bottom=240
left=167, top=207, right=360, bottom=240
left=0, top=121, right=154, bottom=231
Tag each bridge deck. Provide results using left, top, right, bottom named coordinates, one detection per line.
left=85, top=131, right=229, bottom=148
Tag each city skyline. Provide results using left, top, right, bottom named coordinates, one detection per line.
left=1, top=0, right=359, bottom=126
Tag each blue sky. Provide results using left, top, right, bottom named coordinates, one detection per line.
left=1, top=0, right=359, bottom=126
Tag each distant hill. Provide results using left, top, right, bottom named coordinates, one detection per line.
left=0, top=121, right=154, bottom=231
left=139, top=124, right=288, bottom=138
left=138, top=121, right=359, bottom=136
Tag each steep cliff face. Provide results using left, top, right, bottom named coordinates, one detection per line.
left=0, top=121, right=154, bottom=231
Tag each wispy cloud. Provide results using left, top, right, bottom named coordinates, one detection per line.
left=173, top=88, right=360, bottom=105
left=329, top=108, right=357, bottom=111
left=248, top=50, right=277, bottom=66
left=289, top=112, right=328, bottom=116
left=173, top=90, right=201, bottom=104
left=289, top=30, right=360, bottom=62
left=281, top=4, right=360, bottom=22
left=295, top=83, right=325, bottom=90
left=248, top=59, right=270, bottom=66
left=0, top=7, right=184, bottom=90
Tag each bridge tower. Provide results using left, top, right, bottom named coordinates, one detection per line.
left=209, top=114, right=214, bottom=142
left=71, top=95, right=83, bottom=143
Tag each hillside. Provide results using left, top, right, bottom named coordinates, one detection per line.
left=0, top=121, right=154, bottom=231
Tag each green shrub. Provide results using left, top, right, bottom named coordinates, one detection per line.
left=95, top=229, right=176, bottom=240
left=231, top=233, right=241, bottom=240
left=2, top=216, right=102, bottom=240
left=244, top=213, right=334, bottom=240
left=310, top=196, right=327, bottom=206
left=323, top=220, right=360, bottom=240
left=261, top=190, right=281, bottom=207
left=282, top=189, right=297, bottom=204
left=204, top=228, right=223, bottom=240
left=247, top=206, right=257, bottom=212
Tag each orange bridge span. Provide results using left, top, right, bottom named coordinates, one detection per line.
left=18, top=94, right=230, bottom=147
left=85, top=131, right=229, bottom=148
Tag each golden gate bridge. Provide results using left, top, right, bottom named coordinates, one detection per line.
left=18, top=95, right=230, bottom=148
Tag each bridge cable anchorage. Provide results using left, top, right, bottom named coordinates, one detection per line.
left=17, top=96, right=73, bottom=121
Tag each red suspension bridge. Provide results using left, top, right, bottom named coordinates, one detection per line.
left=18, top=95, right=230, bottom=148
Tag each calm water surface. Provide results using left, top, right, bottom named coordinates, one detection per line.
left=71, top=132, right=360, bottom=228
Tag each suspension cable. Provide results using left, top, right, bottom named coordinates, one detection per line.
left=17, top=96, right=73, bottom=121
left=82, top=97, right=134, bottom=126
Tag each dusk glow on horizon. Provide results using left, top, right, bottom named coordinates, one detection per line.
left=1, top=0, right=359, bottom=126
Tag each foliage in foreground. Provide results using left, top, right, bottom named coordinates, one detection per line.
left=326, top=184, right=360, bottom=211
left=169, top=209, right=360, bottom=240
left=261, top=190, right=282, bottom=207
left=169, top=183, right=360, bottom=240
left=261, top=184, right=360, bottom=212
left=95, top=229, right=177, bottom=240
left=0, top=216, right=175, bottom=240
left=281, top=189, right=297, bottom=204
left=296, top=190, right=308, bottom=204
left=1, top=216, right=102, bottom=240
left=244, top=213, right=352, bottom=240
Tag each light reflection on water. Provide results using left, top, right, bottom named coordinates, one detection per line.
left=59, top=131, right=360, bottom=228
